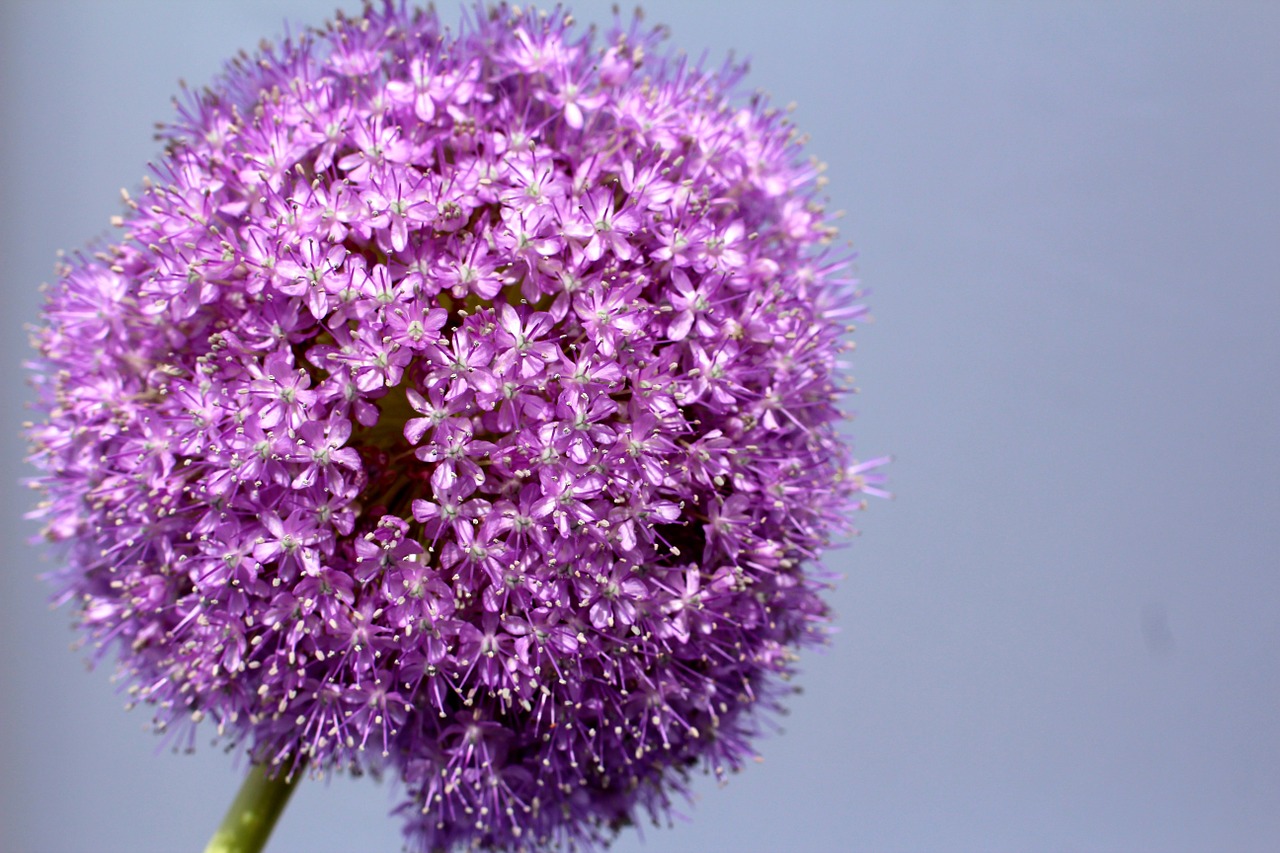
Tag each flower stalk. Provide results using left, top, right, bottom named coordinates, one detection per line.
left=204, top=764, right=303, bottom=853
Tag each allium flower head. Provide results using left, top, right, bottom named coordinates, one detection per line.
left=27, top=3, right=886, bottom=850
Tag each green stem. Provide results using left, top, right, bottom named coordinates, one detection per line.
left=204, top=762, right=304, bottom=853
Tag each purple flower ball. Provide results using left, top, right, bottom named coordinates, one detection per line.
left=27, top=3, right=886, bottom=850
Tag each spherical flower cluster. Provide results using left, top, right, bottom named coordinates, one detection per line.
left=28, top=3, right=885, bottom=850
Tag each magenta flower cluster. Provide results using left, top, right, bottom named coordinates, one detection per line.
left=28, top=3, right=885, bottom=850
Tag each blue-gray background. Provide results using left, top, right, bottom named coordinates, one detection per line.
left=3, top=2, right=1278, bottom=851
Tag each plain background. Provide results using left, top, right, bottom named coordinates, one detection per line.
left=3, top=2, right=1279, bottom=851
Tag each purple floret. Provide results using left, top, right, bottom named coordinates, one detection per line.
left=26, top=3, right=885, bottom=850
